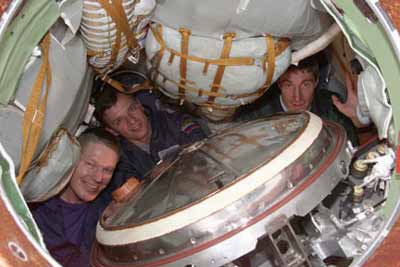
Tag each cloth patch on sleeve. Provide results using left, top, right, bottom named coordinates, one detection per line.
left=181, top=118, right=200, bottom=134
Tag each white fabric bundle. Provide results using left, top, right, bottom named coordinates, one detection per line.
left=20, top=129, right=81, bottom=203
left=145, top=0, right=332, bottom=120
left=145, top=23, right=292, bottom=120
left=80, top=0, right=155, bottom=72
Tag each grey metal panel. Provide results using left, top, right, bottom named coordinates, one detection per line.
left=0, top=105, right=24, bottom=167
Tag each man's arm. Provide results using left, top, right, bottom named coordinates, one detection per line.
left=331, top=74, right=369, bottom=128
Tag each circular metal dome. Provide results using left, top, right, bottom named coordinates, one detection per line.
left=92, top=112, right=351, bottom=267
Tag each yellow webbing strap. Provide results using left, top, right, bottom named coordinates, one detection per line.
left=87, top=49, right=103, bottom=57
left=149, top=24, right=291, bottom=103
left=98, top=71, right=154, bottom=94
left=110, top=28, right=122, bottom=67
left=172, top=49, right=253, bottom=66
left=168, top=53, right=175, bottom=65
left=97, top=0, right=139, bottom=57
left=263, top=35, right=276, bottom=89
left=207, top=32, right=235, bottom=103
left=155, top=71, right=224, bottom=97
left=152, top=68, right=269, bottom=99
left=151, top=23, right=166, bottom=49
left=150, top=24, right=290, bottom=68
left=17, top=33, right=52, bottom=185
left=150, top=24, right=254, bottom=67
left=114, top=0, right=138, bottom=49
left=178, top=28, right=191, bottom=101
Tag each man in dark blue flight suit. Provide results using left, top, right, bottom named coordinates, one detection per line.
left=94, top=73, right=207, bottom=193
left=235, top=54, right=370, bottom=145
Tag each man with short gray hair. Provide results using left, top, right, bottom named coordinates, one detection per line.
left=32, top=128, right=120, bottom=267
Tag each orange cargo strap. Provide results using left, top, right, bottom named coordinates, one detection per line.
left=99, top=72, right=154, bottom=94
left=17, top=33, right=52, bottom=185
left=262, top=35, right=276, bottom=89
left=149, top=24, right=290, bottom=102
left=97, top=0, right=139, bottom=65
left=111, top=28, right=122, bottom=67
left=208, top=32, right=235, bottom=103
left=114, top=0, right=137, bottom=48
left=155, top=71, right=224, bottom=97
left=150, top=24, right=254, bottom=67
left=153, top=68, right=270, bottom=100
left=87, top=49, right=104, bottom=57
left=178, top=28, right=191, bottom=101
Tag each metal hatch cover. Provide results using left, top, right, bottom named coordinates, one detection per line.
left=93, top=112, right=351, bottom=267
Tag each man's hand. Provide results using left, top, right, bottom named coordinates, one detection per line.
left=332, top=74, right=365, bottom=128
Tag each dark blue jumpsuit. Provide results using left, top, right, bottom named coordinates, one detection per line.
left=106, top=108, right=207, bottom=195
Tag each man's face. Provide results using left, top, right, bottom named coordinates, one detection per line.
left=103, top=93, right=151, bottom=144
left=278, top=69, right=318, bottom=112
left=62, top=142, right=119, bottom=204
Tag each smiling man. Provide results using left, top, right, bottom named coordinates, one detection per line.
left=31, top=128, right=120, bottom=267
left=94, top=72, right=207, bottom=194
left=278, top=63, right=318, bottom=112
left=236, top=54, right=368, bottom=144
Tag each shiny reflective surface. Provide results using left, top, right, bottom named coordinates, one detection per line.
left=104, top=113, right=308, bottom=227
left=93, top=112, right=350, bottom=267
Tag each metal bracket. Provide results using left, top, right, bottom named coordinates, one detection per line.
left=252, top=217, right=313, bottom=267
